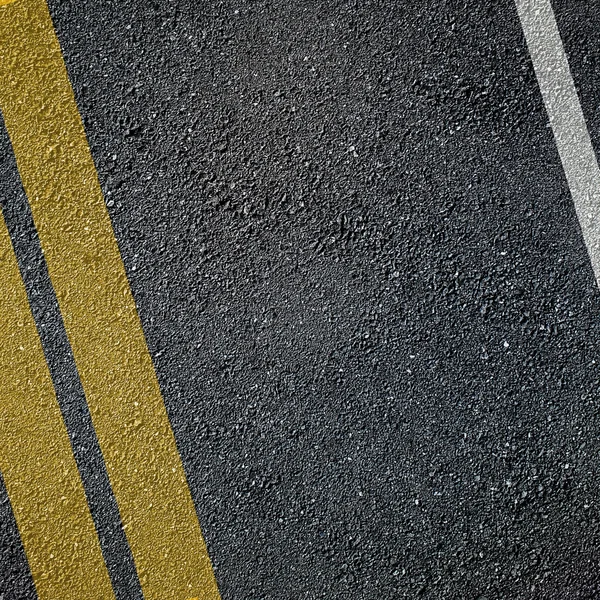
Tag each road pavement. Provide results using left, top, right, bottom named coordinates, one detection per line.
left=2, top=0, right=600, bottom=598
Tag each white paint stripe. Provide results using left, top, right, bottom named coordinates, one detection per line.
left=515, top=0, right=600, bottom=283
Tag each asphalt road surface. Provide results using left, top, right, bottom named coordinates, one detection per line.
left=2, top=0, right=600, bottom=598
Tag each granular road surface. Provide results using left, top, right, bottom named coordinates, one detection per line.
left=2, top=0, right=600, bottom=598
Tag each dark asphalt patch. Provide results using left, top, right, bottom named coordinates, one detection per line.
left=0, top=473, right=34, bottom=600
left=2, top=0, right=600, bottom=598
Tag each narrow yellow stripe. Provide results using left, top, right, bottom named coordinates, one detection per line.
left=0, top=1, right=221, bottom=599
left=0, top=209, right=115, bottom=600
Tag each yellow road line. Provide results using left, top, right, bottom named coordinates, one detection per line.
left=0, top=209, right=115, bottom=600
left=0, top=1, right=221, bottom=598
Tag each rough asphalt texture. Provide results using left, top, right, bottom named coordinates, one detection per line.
left=2, top=0, right=600, bottom=598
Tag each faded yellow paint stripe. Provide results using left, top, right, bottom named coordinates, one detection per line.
left=0, top=209, right=115, bottom=600
left=0, top=1, right=220, bottom=599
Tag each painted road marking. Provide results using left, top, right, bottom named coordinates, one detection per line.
left=516, top=0, right=600, bottom=285
left=0, top=208, right=115, bottom=599
left=0, top=1, right=220, bottom=598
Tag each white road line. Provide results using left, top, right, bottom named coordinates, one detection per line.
left=515, top=0, right=600, bottom=284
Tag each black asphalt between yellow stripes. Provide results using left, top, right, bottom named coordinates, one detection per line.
left=0, top=207, right=115, bottom=599
left=0, top=0, right=220, bottom=598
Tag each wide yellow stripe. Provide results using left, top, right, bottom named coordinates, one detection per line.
left=0, top=1, right=220, bottom=599
left=0, top=209, right=115, bottom=600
